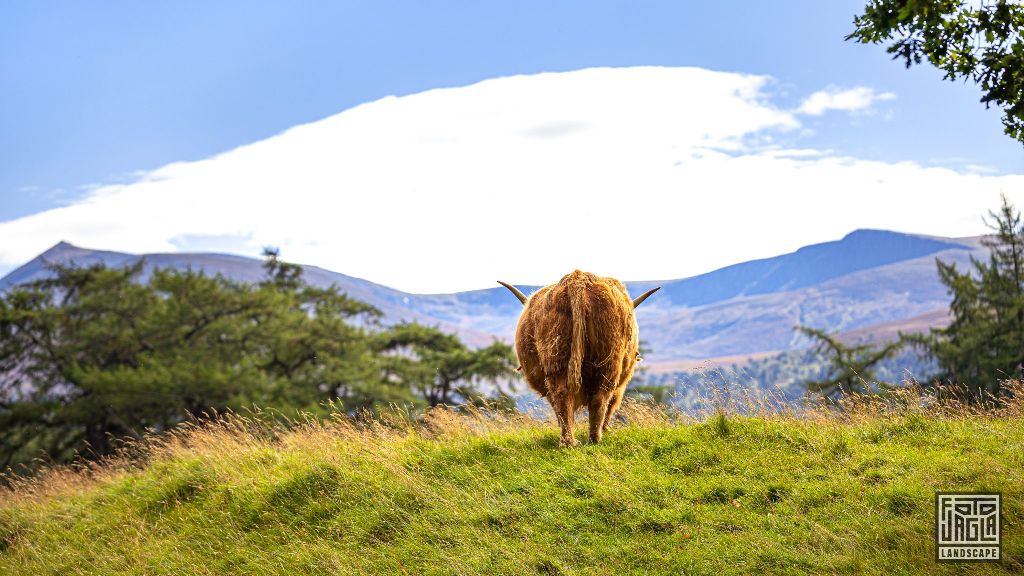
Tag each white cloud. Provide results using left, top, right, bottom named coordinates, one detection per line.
left=797, top=86, right=896, bottom=116
left=0, top=66, right=1020, bottom=293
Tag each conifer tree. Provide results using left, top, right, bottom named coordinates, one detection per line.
left=0, top=253, right=393, bottom=467
left=798, top=326, right=909, bottom=397
left=926, top=194, right=1024, bottom=398
left=372, top=322, right=518, bottom=407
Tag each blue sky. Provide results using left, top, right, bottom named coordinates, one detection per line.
left=3, top=1, right=1020, bottom=217
left=1, top=1, right=1022, bottom=291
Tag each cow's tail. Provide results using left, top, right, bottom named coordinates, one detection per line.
left=567, top=274, right=586, bottom=399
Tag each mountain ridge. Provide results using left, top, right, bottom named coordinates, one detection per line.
left=0, top=229, right=984, bottom=360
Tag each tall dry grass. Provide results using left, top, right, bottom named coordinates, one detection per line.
left=3, top=379, right=1021, bottom=505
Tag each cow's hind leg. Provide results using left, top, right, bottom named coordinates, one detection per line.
left=602, top=387, right=626, bottom=433
left=548, top=379, right=577, bottom=447
left=588, top=392, right=610, bottom=444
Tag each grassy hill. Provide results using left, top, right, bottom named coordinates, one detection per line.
left=1, top=391, right=1022, bottom=575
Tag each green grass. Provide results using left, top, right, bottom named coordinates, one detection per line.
left=1, top=400, right=1023, bottom=575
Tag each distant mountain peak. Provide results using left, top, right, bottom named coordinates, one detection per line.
left=796, top=228, right=970, bottom=258
left=841, top=228, right=900, bottom=239
left=0, top=241, right=138, bottom=291
left=651, top=228, right=972, bottom=309
left=838, top=228, right=973, bottom=249
left=40, top=240, right=78, bottom=254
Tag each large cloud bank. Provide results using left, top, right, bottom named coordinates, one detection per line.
left=1, top=66, right=1021, bottom=293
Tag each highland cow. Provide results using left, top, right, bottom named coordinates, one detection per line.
left=498, top=270, right=659, bottom=447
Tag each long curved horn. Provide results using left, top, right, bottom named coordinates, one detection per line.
left=497, top=280, right=528, bottom=305
left=632, top=286, right=661, bottom=308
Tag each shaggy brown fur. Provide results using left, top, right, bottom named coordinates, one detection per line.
left=498, top=271, right=659, bottom=447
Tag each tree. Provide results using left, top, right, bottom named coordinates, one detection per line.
left=797, top=326, right=909, bottom=397
left=922, top=194, right=1024, bottom=398
left=847, top=0, right=1024, bottom=145
left=261, top=246, right=304, bottom=292
left=372, top=322, right=519, bottom=407
left=0, top=253, right=394, bottom=468
left=0, top=249, right=524, bottom=469
left=253, top=249, right=401, bottom=411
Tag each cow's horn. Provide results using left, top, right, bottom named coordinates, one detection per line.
left=632, top=286, right=661, bottom=308
left=497, top=281, right=528, bottom=305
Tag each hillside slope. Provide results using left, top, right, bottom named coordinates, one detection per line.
left=1, top=403, right=1021, bottom=575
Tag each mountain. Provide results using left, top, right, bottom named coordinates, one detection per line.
left=626, top=229, right=971, bottom=306
left=0, top=230, right=985, bottom=363
left=635, top=234, right=978, bottom=361
left=0, top=241, right=501, bottom=346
